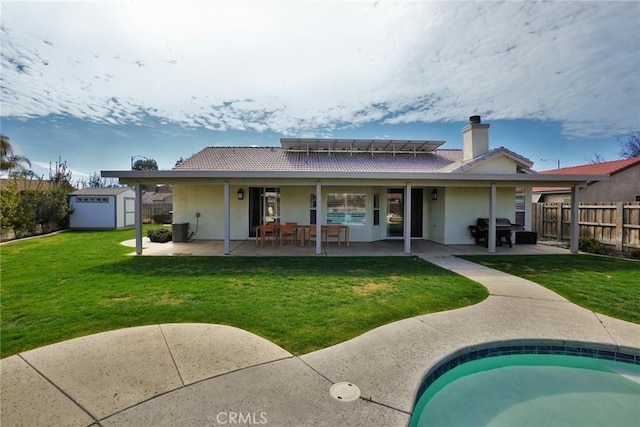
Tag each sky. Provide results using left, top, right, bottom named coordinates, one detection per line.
left=1, top=1, right=639, bottom=182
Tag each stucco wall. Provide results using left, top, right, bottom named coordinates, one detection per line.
left=581, top=166, right=640, bottom=201
left=173, top=183, right=516, bottom=243
left=173, top=184, right=248, bottom=240
left=466, top=156, right=518, bottom=174
left=443, top=187, right=516, bottom=244
left=427, top=187, right=445, bottom=243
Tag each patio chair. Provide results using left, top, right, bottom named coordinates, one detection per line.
left=279, top=223, right=297, bottom=246
left=259, top=223, right=278, bottom=247
left=325, top=225, right=342, bottom=247
left=308, top=225, right=319, bottom=246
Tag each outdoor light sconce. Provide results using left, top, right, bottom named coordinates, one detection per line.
left=431, top=188, right=438, bottom=201
left=237, top=188, right=244, bottom=200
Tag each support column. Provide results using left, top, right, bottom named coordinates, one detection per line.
left=135, top=182, right=143, bottom=255
left=488, top=184, right=497, bottom=253
left=224, top=181, right=230, bottom=255
left=524, top=186, right=533, bottom=231
left=316, top=181, right=322, bottom=255
left=570, top=184, right=579, bottom=253
left=404, top=182, right=412, bottom=254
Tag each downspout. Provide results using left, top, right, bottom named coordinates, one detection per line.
left=135, top=182, right=143, bottom=255
left=488, top=184, right=497, bottom=253
left=404, top=182, right=412, bottom=254
left=224, top=181, right=230, bottom=255
left=570, top=185, right=579, bottom=253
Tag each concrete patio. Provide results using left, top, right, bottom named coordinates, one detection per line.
left=2, top=247, right=639, bottom=426
left=122, top=237, right=573, bottom=257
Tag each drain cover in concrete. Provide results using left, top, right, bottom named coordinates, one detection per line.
left=330, top=382, right=361, bottom=402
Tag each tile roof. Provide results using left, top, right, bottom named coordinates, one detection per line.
left=439, top=147, right=534, bottom=173
left=173, top=147, right=464, bottom=173
left=538, top=157, right=640, bottom=175
left=533, top=157, right=640, bottom=193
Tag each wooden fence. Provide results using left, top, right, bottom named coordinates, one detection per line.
left=142, top=202, right=173, bottom=224
left=532, top=202, right=640, bottom=253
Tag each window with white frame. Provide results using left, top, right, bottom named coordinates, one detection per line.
left=76, top=197, right=109, bottom=203
left=327, top=193, right=366, bottom=224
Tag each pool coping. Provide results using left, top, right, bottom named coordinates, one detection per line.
left=413, top=338, right=640, bottom=407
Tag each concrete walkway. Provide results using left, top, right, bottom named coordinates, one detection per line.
left=2, top=256, right=639, bottom=426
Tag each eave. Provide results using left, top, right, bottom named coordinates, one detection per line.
left=102, top=170, right=609, bottom=188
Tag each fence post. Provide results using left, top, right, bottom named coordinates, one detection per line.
left=557, top=204, right=563, bottom=240
left=615, top=202, right=624, bottom=251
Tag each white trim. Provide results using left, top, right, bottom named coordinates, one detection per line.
left=489, top=184, right=497, bottom=253
left=224, top=181, right=230, bottom=255
left=404, top=182, right=412, bottom=254
left=135, top=183, right=143, bottom=255
left=315, top=181, right=322, bottom=255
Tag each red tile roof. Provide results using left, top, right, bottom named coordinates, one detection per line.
left=538, top=157, right=640, bottom=175
left=533, top=157, right=640, bottom=193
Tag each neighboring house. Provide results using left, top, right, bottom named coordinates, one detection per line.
left=533, top=157, right=640, bottom=203
left=0, top=178, right=54, bottom=192
left=141, top=185, right=173, bottom=224
left=69, top=187, right=136, bottom=230
left=103, top=116, right=607, bottom=254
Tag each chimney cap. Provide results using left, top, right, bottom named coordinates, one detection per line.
left=469, top=115, right=481, bottom=124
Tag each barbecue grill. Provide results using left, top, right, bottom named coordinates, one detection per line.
left=468, top=218, right=524, bottom=248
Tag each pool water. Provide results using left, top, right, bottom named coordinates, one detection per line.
left=410, top=354, right=640, bottom=427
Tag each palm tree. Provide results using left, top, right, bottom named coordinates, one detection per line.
left=1, top=135, right=31, bottom=173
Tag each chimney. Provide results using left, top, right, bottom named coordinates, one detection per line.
left=462, top=115, right=490, bottom=160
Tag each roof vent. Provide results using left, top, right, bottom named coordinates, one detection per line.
left=469, top=115, right=481, bottom=124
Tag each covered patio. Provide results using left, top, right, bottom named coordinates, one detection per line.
left=122, top=237, right=573, bottom=257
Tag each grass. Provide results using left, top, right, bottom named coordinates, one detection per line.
left=460, top=254, right=640, bottom=324
left=0, top=229, right=488, bottom=358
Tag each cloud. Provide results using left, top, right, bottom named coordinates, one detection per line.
left=1, top=1, right=638, bottom=139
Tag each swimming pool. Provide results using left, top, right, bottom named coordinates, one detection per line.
left=410, top=344, right=640, bottom=427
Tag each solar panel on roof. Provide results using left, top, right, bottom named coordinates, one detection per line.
left=280, top=138, right=445, bottom=153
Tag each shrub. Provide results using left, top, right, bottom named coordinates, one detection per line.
left=147, top=228, right=172, bottom=243
left=152, top=213, right=172, bottom=224
left=578, top=237, right=605, bottom=255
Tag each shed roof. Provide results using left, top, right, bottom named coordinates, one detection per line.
left=70, top=187, right=132, bottom=196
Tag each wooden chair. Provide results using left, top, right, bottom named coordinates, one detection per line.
left=279, top=223, right=297, bottom=246
left=259, top=223, right=278, bottom=247
left=325, top=225, right=342, bottom=247
left=308, top=225, right=319, bottom=246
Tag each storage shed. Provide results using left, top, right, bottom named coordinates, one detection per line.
left=69, top=188, right=136, bottom=230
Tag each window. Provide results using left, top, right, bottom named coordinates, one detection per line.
left=515, top=188, right=525, bottom=226
left=76, top=196, right=109, bottom=203
left=309, top=193, right=317, bottom=224
left=373, top=193, right=380, bottom=226
left=636, top=195, right=640, bottom=202
left=327, top=193, right=366, bottom=225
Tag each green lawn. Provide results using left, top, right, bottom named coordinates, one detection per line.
left=460, top=254, right=640, bottom=324
left=0, top=229, right=488, bottom=358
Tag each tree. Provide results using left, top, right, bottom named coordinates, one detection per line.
left=36, top=157, right=74, bottom=232
left=585, top=153, right=606, bottom=164
left=618, top=131, right=640, bottom=159
left=132, top=158, right=159, bottom=171
left=1, top=135, right=31, bottom=174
